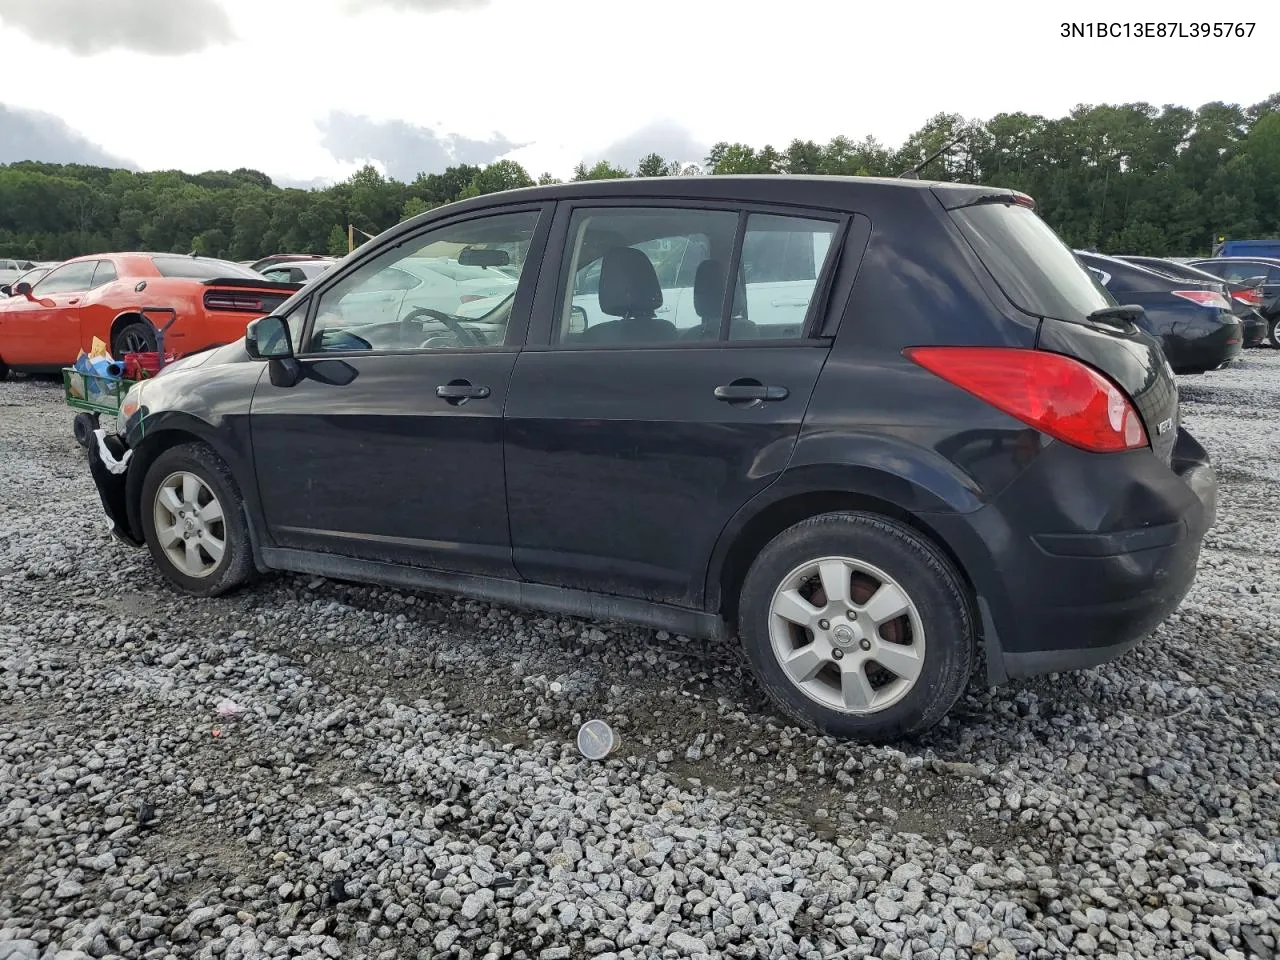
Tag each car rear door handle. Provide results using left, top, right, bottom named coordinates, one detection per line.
left=436, top=381, right=490, bottom=401
left=714, top=383, right=789, bottom=403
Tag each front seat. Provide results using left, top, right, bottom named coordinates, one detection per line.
left=577, top=247, right=677, bottom=344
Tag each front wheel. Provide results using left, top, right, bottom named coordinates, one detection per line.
left=140, top=442, right=253, bottom=597
left=738, top=512, right=975, bottom=743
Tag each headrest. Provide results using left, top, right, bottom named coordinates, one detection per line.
left=598, top=246, right=663, bottom=318
left=693, top=259, right=727, bottom=322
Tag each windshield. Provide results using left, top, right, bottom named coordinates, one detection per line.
left=151, top=256, right=264, bottom=281
left=951, top=202, right=1114, bottom=321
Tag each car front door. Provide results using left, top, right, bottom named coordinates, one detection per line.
left=249, top=204, right=551, bottom=578
left=504, top=202, right=848, bottom=608
left=0, top=260, right=97, bottom=366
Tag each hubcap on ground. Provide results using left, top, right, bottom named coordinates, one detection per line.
left=768, top=556, right=925, bottom=715
left=153, top=471, right=226, bottom=579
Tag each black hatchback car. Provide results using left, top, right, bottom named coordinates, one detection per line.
left=87, top=176, right=1216, bottom=742
left=1075, top=251, right=1243, bottom=373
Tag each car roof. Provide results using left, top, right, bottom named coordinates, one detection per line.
left=394, top=174, right=1018, bottom=231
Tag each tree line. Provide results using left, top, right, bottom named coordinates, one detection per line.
left=2, top=93, right=1279, bottom=263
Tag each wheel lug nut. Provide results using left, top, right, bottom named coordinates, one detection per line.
left=860, top=639, right=872, bottom=651
left=818, top=619, right=830, bottom=630
left=832, top=649, right=844, bottom=660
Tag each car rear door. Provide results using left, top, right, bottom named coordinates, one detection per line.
left=503, top=200, right=851, bottom=608
left=248, top=204, right=551, bottom=578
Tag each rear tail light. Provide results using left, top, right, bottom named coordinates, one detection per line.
left=1232, top=289, right=1262, bottom=307
left=1171, top=289, right=1232, bottom=310
left=204, top=291, right=266, bottom=313
left=905, top=346, right=1149, bottom=453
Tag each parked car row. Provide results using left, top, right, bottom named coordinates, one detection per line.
left=84, top=176, right=1216, bottom=743
left=1075, top=249, right=1280, bottom=375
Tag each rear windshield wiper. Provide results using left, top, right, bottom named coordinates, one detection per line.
left=1088, top=304, right=1143, bottom=329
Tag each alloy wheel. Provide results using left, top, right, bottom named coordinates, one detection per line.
left=152, top=471, right=226, bottom=579
left=768, top=556, right=926, bottom=715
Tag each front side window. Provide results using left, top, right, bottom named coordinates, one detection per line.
left=306, top=210, right=540, bottom=354
left=33, top=261, right=96, bottom=295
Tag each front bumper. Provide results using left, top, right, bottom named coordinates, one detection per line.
left=926, top=427, right=1217, bottom=683
left=87, top=429, right=144, bottom=548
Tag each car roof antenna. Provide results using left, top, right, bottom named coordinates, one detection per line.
left=898, top=135, right=967, bottom=180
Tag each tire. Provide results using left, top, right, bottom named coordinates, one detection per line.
left=113, top=320, right=157, bottom=357
left=1271, top=317, right=1280, bottom=349
left=738, top=511, right=975, bottom=743
left=72, top=412, right=98, bottom=449
left=140, top=442, right=254, bottom=597
left=0, top=360, right=8, bottom=381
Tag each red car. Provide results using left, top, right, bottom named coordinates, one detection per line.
left=0, top=253, right=301, bottom=378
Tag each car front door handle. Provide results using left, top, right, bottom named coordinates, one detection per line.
left=436, top=382, right=490, bottom=401
left=714, top=383, right=789, bottom=403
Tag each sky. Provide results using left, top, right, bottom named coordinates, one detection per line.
left=0, top=0, right=1275, bottom=187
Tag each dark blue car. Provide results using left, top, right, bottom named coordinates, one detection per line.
left=1076, top=251, right=1243, bottom=373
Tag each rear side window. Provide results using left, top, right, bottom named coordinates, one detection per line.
left=951, top=202, right=1112, bottom=321
left=90, top=260, right=117, bottom=289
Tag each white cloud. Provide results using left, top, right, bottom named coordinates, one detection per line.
left=0, top=0, right=1275, bottom=181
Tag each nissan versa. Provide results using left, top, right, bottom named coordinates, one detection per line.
left=86, top=176, right=1216, bottom=742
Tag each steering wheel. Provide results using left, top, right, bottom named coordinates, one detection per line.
left=401, top=306, right=484, bottom=347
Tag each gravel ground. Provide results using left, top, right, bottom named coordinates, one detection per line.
left=0, top=356, right=1277, bottom=960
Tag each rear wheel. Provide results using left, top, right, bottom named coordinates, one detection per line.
left=140, top=442, right=253, bottom=597
left=738, top=512, right=975, bottom=742
left=1271, top=317, right=1280, bottom=349
left=113, top=320, right=157, bottom=357
left=0, top=359, right=8, bottom=381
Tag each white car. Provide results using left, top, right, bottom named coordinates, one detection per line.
left=568, top=229, right=833, bottom=338
left=0, top=258, right=38, bottom=288
left=258, top=259, right=337, bottom=284
left=331, top=255, right=520, bottom=329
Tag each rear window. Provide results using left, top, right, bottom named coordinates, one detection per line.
left=151, top=256, right=263, bottom=281
left=951, top=202, right=1113, bottom=321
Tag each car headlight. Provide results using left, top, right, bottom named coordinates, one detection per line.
left=118, top=381, right=145, bottom=427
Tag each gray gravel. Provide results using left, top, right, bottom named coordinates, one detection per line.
left=1, top=355, right=1278, bottom=960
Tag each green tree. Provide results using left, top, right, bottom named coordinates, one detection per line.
left=571, top=160, right=630, bottom=181
left=470, top=159, right=534, bottom=195
left=636, top=153, right=678, bottom=177
left=327, top=225, right=348, bottom=257
left=401, top=197, right=432, bottom=221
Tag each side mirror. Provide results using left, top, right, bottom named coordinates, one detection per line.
left=0, top=284, right=10, bottom=297
left=14, top=281, right=32, bottom=298
left=245, top=315, right=293, bottom=360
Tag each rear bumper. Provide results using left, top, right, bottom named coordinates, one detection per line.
left=1241, top=315, right=1268, bottom=347
left=1169, top=318, right=1243, bottom=373
left=926, top=428, right=1216, bottom=682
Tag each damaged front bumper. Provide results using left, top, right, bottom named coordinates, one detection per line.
left=88, top=429, right=145, bottom=547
